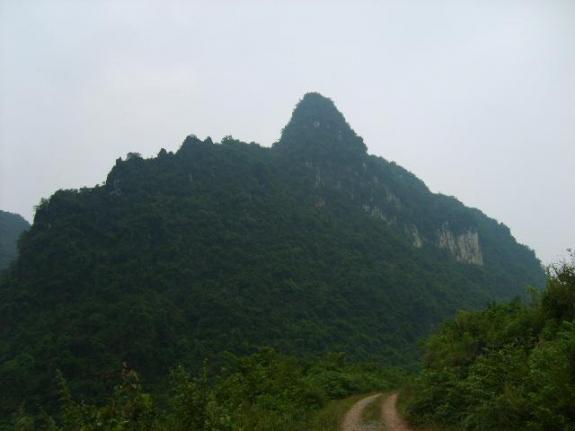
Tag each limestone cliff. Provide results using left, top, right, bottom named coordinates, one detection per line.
left=438, top=224, right=483, bottom=265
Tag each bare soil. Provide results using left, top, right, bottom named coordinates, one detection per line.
left=382, top=392, right=411, bottom=431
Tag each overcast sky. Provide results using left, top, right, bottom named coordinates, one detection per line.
left=1, top=0, right=574, bottom=264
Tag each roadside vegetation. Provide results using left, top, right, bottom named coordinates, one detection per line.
left=308, top=393, right=368, bottom=431
left=11, top=350, right=405, bottom=431
left=361, top=393, right=383, bottom=427
left=403, top=256, right=575, bottom=431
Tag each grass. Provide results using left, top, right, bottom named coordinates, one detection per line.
left=396, top=390, right=449, bottom=431
left=362, top=393, right=383, bottom=427
left=306, top=393, right=369, bottom=431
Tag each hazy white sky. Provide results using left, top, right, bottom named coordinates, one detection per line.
left=1, top=0, right=574, bottom=264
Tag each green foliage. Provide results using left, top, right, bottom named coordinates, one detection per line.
left=166, top=364, right=230, bottom=431
left=9, top=349, right=397, bottom=431
left=0, top=210, right=29, bottom=272
left=404, top=257, right=575, bottom=430
left=306, top=393, right=367, bottom=431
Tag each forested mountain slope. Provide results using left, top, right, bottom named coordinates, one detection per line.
left=0, top=210, right=30, bottom=271
left=0, top=93, right=544, bottom=414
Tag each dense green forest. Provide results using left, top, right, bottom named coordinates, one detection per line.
left=403, top=256, right=575, bottom=430
left=0, top=210, right=29, bottom=271
left=0, top=93, right=544, bottom=422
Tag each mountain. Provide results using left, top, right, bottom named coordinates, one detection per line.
left=0, top=210, right=30, bottom=271
left=0, top=93, right=544, bottom=414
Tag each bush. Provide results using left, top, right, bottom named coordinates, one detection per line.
left=404, top=257, right=575, bottom=431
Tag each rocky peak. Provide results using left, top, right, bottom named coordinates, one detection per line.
left=274, top=93, right=367, bottom=158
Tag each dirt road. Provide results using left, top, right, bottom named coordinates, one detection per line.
left=341, top=393, right=382, bottom=431
left=341, top=392, right=412, bottom=431
left=382, top=392, right=411, bottom=431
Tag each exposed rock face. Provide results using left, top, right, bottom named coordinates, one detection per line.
left=361, top=204, right=394, bottom=224
left=408, top=225, right=423, bottom=248
left=438, top=224, right=483, bottom=265
left=382, top=186, right=401, bottom=209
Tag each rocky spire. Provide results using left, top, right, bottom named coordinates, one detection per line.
left=274, top=92, right=367, bottom=158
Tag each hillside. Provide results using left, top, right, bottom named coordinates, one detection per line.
left=0, top=210, right=30, bottom=271
left=404, top=258, right=575, bottom=430
left=0, top=93, right=544, bottom=414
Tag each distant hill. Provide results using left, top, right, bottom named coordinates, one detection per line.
left=0, top=210, right=30, bottom=271
left=0, top=93, right=544, bottom=414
